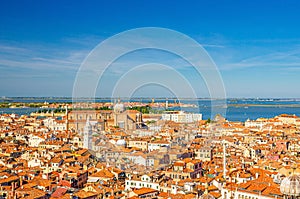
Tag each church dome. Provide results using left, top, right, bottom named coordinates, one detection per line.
left=114, top=103, right=125, bottom=114
left=280, top=175, right=300, bottom=196
left=199, top=194, right=215, bottom=199
left=116, top=139, right=126, bottom=146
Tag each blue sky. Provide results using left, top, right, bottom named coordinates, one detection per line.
left=1, top=0, right=300, bottom=98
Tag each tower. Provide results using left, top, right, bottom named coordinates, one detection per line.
left=65, top=105, right=69, bottom=131
left=113, top=100, right=126, bottom=129
left=83, top=118, right=93, bottom=150
left=223, top=140, right=226, bottom=180
left=165, top=98, right=168, bottom=109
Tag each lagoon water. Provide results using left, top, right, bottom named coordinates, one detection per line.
left=1, top=98, right=300, bottom=122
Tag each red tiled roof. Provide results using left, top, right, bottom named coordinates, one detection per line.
left=58, top=180, right=71, bottom=187
left=51, top=187, right=67, bottom=198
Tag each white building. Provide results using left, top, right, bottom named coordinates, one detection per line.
left=28, top=135, right=45, bottom=147
left=126, top=152, right=147, bottom=166
left=125, top=174, right=161, bottom=191
left=28, top=158, right=42, bottom=167
left=161, top=111, right=202, bottom=123
left=43, top=117, right=67, bottom=131
left=134, top=129, right=156, bottom=137
left=148, top=141, right=170, bottom=152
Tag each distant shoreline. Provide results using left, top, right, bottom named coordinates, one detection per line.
left=1, top=97, right=300, bottom=100
left=228, top=104, right=300, bottom=108
left=1, top=103, right=300, bottom=108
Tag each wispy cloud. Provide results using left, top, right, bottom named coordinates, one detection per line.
left=0, top=44, right=32, bottom=54
left=62, top=35, right=106, bottom=47
left=201, top=44, right=225, bottom=48
left=0, top=41, right=90, bottom=78
left=31, top=57, right=81, bottom=66
left=223, top=50, right=300, bottom=70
